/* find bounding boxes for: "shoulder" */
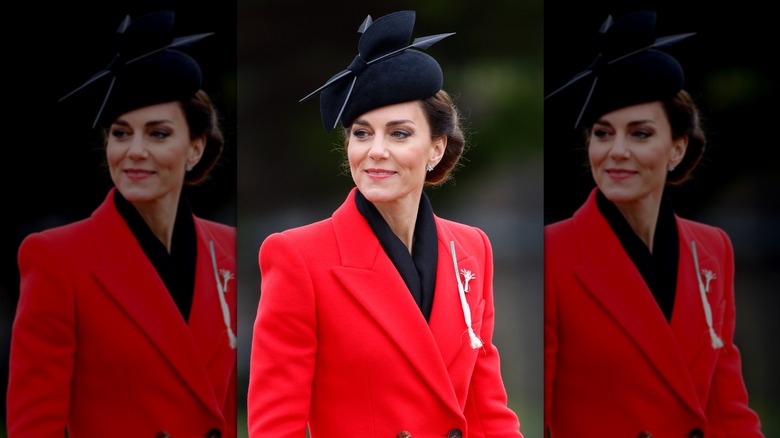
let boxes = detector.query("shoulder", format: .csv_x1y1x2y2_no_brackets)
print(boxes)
260,217,337,257
676,215,733,254
19,216,96,260
436,216,487,239
435,216,492,260
195,216,236,239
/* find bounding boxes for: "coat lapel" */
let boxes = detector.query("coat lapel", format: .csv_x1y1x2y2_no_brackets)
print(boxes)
187,222,237,405
671,221,725,379
88,191,223,418
329,191,462,414
571,192,703,417
429,223,481,371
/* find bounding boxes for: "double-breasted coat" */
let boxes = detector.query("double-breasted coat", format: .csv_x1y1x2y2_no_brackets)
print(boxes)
248,188,522,437
7,189,237,438
544,189,762,437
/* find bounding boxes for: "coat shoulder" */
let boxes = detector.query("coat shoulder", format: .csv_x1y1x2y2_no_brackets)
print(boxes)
676,216,732,251
19,216,96,260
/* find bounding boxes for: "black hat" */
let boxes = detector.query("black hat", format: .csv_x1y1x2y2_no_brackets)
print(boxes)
301,10,454,132
59,11,213,128
546,10,694,128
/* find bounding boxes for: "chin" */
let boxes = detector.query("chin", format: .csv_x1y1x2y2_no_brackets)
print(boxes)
117,187,161,204
360,186,404,203
598,186,640,204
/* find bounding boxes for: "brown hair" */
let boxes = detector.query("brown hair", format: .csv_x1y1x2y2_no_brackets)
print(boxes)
661,90,706,185
419,90,466,185
180,90,224,185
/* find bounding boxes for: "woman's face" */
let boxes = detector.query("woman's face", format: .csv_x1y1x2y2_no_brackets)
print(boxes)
588,101,687,208
106,101,204,208
347,101,445,211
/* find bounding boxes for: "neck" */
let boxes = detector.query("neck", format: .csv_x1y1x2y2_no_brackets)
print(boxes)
614,194,662,253
372,194,422,253
131,194,181,253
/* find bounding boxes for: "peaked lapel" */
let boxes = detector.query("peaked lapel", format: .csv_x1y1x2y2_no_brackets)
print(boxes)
571,191,703,418
87,191,224,419
329,190,462,414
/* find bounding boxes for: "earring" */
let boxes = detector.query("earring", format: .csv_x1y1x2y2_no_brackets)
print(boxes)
426,163,434,172
668,164,676,172
186,163,194,172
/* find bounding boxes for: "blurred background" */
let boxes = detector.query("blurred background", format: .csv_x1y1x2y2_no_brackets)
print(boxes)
3,1,236,434
237,0,543,436
545,0,779,434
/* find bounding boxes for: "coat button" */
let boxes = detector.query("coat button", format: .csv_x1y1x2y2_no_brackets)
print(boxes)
205,429,222,438
688,428,704,438
155,432,171,438
396,431,412,438
447,429,463,438
637,431,652,438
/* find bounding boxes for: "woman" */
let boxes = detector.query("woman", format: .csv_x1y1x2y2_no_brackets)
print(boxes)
7,11,237,437
248,10,522,438
544,10,763,437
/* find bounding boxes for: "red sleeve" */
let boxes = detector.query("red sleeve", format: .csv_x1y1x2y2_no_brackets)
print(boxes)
247,232,317,437
7,233,75,437
462,228,524,437
705,229,763,437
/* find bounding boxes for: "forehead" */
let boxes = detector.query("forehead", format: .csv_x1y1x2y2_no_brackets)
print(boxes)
113,101,185,124
354,101,426,125
595,101,667,126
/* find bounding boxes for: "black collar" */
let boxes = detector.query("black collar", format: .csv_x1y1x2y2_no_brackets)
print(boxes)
596,189,679,322
113,189,197,322
354,189,439,322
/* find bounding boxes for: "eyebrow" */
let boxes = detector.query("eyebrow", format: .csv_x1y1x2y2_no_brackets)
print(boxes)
593,119,657,128
352,118,416,128
111,119,175,127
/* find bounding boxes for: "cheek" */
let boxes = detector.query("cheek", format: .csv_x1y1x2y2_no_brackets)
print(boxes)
346,143,362,170
587,145,602,169
105,144,122,170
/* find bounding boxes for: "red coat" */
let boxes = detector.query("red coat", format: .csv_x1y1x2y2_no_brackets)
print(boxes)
7,189,237,438
544,189,763,437
248,188,521,437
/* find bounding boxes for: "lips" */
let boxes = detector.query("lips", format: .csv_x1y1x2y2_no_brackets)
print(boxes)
124,168,155,180
365,168,396,177
606,168,636,176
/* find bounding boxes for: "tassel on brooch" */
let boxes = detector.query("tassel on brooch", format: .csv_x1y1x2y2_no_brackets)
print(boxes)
210,241,237,349
450,241,484,350
691,241,724,349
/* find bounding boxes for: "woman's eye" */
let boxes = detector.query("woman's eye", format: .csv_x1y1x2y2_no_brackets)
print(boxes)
110,129,129,139
150,130,171,139
633,130,652,139
592,129,610,139
351,128,371,139
391,130,411,139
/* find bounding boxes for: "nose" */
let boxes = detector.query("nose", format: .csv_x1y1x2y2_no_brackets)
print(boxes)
127,137,148,160
608,134,630,159
367,137,389,160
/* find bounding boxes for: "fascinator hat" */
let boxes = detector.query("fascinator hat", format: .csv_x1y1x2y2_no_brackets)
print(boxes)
301,10,455,132
59,11,213,128
546,10,695,128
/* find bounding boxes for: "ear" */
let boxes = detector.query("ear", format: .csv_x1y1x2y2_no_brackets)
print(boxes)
430,136,446,166
188,135,206,167
670,135,688,167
